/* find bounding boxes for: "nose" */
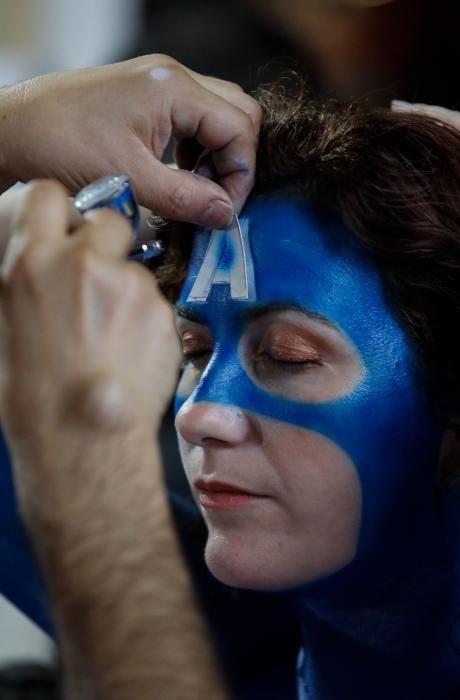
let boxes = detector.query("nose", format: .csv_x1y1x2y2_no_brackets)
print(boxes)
175,401,254,447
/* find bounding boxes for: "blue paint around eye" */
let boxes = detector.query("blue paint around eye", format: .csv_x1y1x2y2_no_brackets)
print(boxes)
176,194,444,594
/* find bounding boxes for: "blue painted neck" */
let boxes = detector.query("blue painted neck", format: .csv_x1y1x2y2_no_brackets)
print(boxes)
295,489,460,699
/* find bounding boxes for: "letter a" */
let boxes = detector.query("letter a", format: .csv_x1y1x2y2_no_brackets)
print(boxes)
187,217,256,302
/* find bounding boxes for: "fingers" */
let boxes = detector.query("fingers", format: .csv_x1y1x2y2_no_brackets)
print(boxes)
1,182,134,290
16,184,134,261
392,101,460,130
174,138,206,172
12,180,70,243
1,181,70,281
171,103,257,214
195,106,257,212
0,185,82,255
182,68,262,132
73,208,133,260
0,188,27,260
129,151,235,228
149,58,261,133
139,57,260,216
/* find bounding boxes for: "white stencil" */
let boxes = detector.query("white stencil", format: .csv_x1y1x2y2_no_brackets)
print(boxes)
187,217,256,302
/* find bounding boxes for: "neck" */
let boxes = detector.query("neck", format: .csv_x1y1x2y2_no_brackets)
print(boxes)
294,489,460,700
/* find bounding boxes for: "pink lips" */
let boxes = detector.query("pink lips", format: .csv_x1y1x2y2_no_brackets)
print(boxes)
194,479,266,510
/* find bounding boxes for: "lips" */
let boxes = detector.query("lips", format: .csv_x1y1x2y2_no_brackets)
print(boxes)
194,479,267,509
194,478,258,495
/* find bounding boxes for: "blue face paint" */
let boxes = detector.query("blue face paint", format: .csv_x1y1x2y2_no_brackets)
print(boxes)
176,194,460,697
176,194,444,596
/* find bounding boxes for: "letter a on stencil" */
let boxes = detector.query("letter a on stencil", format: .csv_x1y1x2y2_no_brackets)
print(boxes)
187,218,256,302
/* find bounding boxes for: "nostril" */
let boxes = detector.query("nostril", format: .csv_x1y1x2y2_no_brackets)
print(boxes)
176,401,253,447
201,436,230,447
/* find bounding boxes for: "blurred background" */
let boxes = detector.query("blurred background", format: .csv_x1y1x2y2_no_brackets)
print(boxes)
2,0,460,103
0,0,459,696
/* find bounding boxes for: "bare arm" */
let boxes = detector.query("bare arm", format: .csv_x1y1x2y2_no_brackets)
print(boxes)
0,182,229,699
21,425,227,700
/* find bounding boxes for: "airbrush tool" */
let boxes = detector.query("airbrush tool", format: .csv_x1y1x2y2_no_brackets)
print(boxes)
73,175,165,262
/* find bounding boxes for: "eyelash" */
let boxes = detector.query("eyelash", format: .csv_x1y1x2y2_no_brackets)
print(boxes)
181,347,321,373
252,350,321,374
181,349,212,370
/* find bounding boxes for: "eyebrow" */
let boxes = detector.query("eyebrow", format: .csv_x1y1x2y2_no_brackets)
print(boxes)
175,304,206,324
175,302,340,333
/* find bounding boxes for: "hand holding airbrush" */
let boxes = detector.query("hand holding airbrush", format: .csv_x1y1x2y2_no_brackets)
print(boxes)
73,175,165,262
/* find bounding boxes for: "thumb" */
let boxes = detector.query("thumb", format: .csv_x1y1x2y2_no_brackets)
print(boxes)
128,151,235,228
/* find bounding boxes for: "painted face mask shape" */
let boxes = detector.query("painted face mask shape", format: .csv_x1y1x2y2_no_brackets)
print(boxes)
175,194,443,598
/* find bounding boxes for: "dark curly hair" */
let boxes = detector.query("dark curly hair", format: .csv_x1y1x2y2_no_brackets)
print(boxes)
153,77,460,486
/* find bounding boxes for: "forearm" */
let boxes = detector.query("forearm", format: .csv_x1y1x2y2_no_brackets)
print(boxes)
13,422,228,700
0,177,227,697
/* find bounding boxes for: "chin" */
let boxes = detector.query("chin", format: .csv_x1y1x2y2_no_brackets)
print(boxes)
203,531,355,592
205,550,286,591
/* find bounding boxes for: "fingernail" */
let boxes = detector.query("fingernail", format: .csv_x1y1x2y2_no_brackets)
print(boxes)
231,157,250,176
198,199,234,229
195,164,214,180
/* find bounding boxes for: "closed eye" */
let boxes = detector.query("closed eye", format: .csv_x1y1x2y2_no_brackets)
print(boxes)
238,309,364,403
253,349,321,376
181,348,212,370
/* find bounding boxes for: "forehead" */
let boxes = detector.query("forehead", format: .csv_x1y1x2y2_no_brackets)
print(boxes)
179,195,397,341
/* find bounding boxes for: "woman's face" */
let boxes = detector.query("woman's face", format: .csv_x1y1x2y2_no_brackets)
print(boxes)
174,194,442,591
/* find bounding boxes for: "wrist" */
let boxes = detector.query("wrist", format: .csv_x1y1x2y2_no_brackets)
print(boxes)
8,376,163,539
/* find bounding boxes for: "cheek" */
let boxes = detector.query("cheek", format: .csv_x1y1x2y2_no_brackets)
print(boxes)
202,417,363,590
177,439,195,490
176,366,201,400
175,414,194,487
175,397,208,488
266,421,362,530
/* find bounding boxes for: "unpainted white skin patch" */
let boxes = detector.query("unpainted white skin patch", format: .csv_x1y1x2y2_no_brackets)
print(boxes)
150,67,171,81
176,405,362,591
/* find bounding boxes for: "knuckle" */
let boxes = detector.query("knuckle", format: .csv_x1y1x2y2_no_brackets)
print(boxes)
234,108,260,147
234,107,253,130
122,265,156,303
150,53,179,69
168,185,193,213
86,206,130,231
15,180,67,229
139,54,183,83
250,100,262,126
84,208,132,243
26,179,67,202
4,239,46,291
222,78,244,93
71,244,99,279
